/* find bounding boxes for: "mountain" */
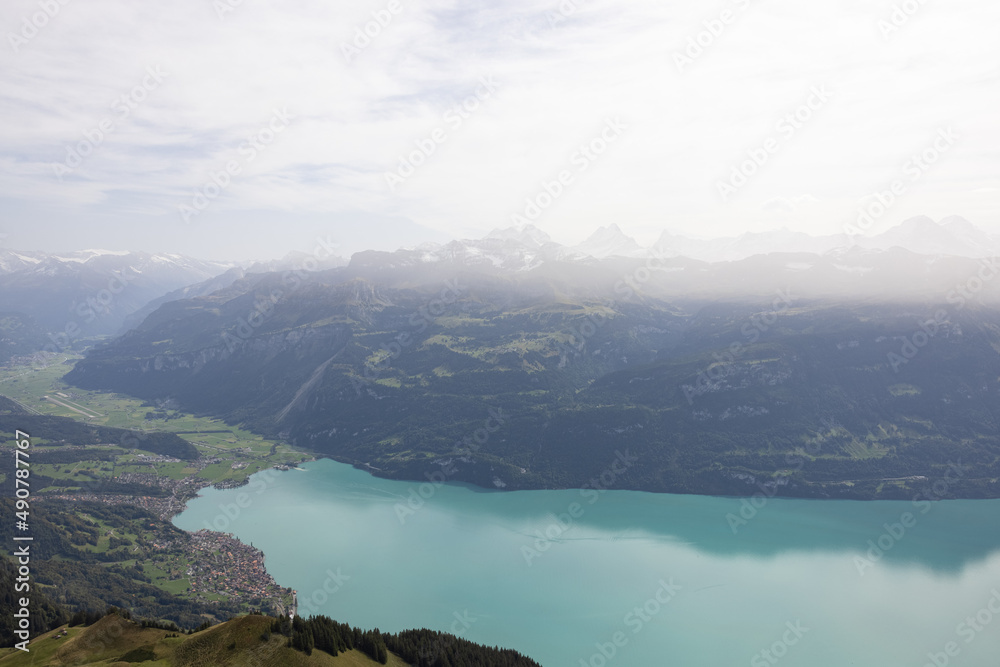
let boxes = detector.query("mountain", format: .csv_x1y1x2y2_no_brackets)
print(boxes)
940,214,999,249
118,266,251,335
119,250,348,335
645,217,1000,263
3,216,994,364
859,215,1000,257
572,224,643,258
484,223,553,247
0,313,47,363
384,216,998,268
350,224,572,274
64,248,1000,501
0,250,234,360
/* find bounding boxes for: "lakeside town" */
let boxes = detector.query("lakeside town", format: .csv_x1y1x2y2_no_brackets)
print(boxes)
42,469,299,618
0,357,307,622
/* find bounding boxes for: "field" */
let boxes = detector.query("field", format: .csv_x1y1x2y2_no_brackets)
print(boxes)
0,354,312,619
0,354,311,488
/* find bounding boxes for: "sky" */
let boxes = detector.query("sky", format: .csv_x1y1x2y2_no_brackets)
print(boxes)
0,0,997,261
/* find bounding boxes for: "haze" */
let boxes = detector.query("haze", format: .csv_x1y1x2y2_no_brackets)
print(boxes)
0,0,997,260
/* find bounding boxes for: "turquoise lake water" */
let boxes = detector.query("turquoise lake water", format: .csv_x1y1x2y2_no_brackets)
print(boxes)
173,458,1000,666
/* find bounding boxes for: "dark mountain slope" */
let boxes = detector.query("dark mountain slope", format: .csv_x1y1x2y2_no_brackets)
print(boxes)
64,253,1000,499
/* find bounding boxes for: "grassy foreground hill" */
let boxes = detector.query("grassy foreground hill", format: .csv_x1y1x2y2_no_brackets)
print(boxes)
0,614,399,667
0,611,541,667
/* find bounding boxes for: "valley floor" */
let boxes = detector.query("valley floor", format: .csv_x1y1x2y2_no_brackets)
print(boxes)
0,354,310,620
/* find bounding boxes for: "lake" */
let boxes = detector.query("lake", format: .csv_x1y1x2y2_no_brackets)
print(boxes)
173,458,1000,666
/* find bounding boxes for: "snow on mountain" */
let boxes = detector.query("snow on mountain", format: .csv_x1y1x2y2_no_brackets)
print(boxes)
0,248,235,279
0,249,241,337
356,224,569,272
50,249,133,263
366,216,996,273
0,250,46,273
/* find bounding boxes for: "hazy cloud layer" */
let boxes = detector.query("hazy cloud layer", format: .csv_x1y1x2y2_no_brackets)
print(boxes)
0,0,997,258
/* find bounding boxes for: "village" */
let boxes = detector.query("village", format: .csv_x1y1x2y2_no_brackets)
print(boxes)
36,440,301,619
186,530,294,615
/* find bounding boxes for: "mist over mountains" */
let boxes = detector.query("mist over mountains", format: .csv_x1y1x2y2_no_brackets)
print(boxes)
463,215,999,265
45,213,1000,501
3,215,999,364
0,250,233,337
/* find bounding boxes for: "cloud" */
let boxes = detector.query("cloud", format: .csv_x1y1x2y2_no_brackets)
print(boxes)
0,0,998,258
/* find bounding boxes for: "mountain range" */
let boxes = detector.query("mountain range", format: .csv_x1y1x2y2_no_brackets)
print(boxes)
500,215,999,264
0,250,235,351
6,215,1000,501
61,222,1000,501
337,215,999,275
2,214,993,357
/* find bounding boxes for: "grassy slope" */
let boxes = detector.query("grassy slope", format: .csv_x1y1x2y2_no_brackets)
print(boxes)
0,355,310,489
0,615,410,667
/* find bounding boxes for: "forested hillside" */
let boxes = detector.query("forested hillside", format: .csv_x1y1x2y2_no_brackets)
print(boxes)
64,251,1000,500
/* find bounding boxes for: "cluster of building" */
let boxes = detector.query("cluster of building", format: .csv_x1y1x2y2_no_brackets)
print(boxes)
46,492,182,518
37,435,298,615
132,453,182,463
186,530,293,611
